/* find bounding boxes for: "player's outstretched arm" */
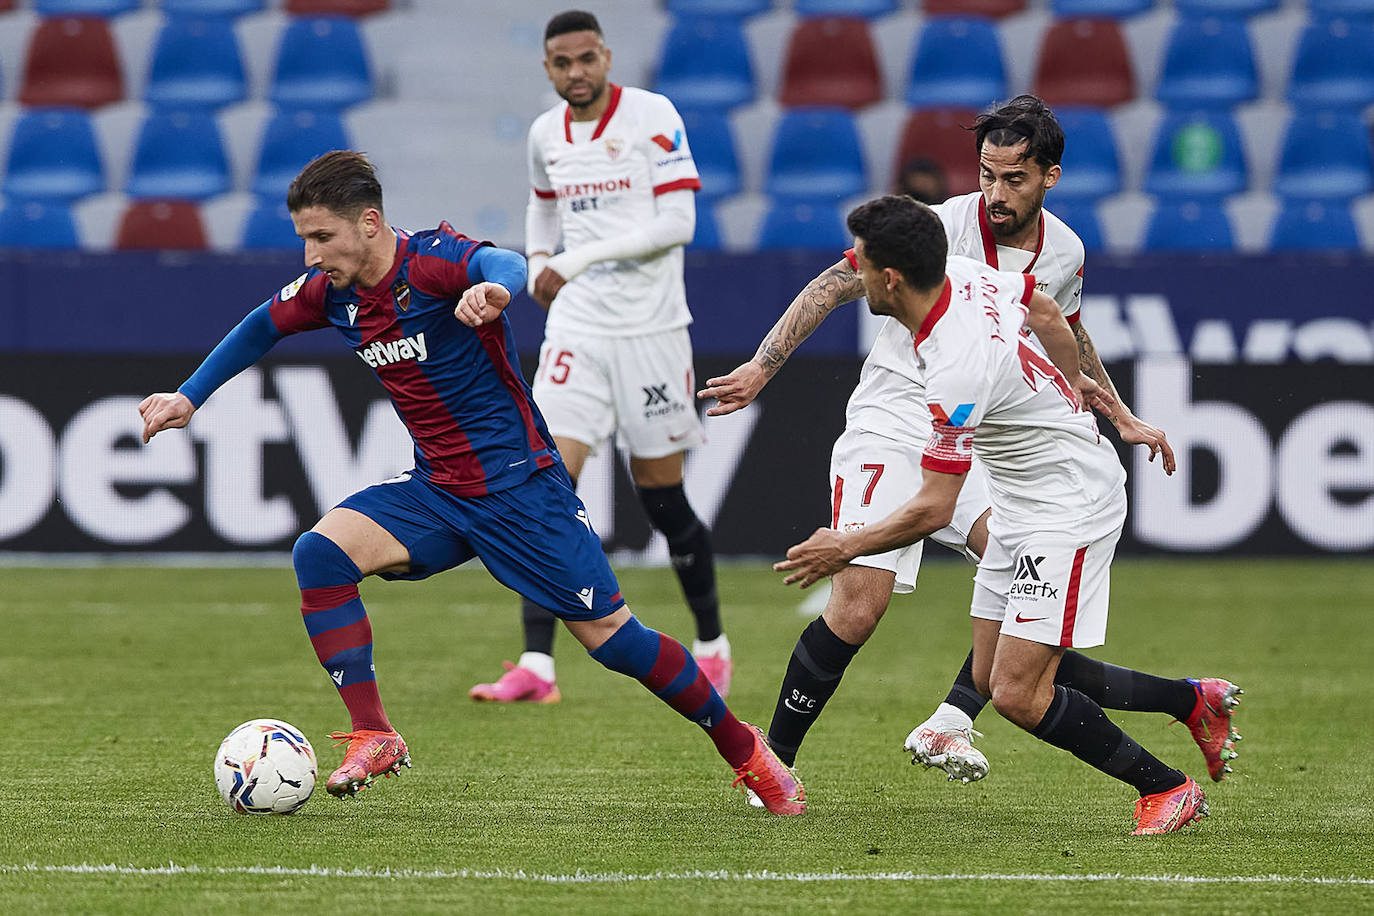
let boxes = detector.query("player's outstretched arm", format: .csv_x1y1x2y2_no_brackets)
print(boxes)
139,392,195,443
698,258,864,416
455,246,526,326
1071,322,1176,475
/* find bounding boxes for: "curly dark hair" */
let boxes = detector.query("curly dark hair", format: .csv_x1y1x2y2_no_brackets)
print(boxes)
545,10,602,43
971,94,1065,171
846,195,947,291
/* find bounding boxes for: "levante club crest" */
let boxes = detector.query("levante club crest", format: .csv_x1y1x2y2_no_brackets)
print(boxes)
392,278,411,312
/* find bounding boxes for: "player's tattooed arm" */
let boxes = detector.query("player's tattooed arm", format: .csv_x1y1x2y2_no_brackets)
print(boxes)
1073,322,1123,409
698,258,863,416
1073,321,1177,475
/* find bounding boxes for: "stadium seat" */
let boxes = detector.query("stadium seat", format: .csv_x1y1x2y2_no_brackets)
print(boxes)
0,198,80,249
1156,17,1258,109
905,17,1007,109
1309,0,1374,18
1273,112,1373,199
679,109,740,200
125,111,232,201
1049,0,1151,16
924,0,1026,16
1032,19,1135,108
1045,198,1104,253
162,0,264,13
252,108,350,198
284,0,391,14
779,17,883,110
1144,110,1248,200
144,17,248,111
688,194,722,250
654,16,755,110
765,108,867,200
893,108,981,197
1287,18,1374,110
1052,107,1121,200
34,0,139,13
665,0,772,14
1143,200,1234,252
241,199,301,250
18,17,124,109
269,17,374,110
1269,198,1361,252
794,0,897,16
2,108,104,201
115,200,208,250
1174,0,1278,16
756,198,850,251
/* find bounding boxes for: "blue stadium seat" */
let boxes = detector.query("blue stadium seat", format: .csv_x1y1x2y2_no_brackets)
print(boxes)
3,108,104,200
0,198,79,249
655,16,755,110
1143,201,1234,252
252,108,350,198
162,0,265,13
1287,18,1374,109
269,17,373,110
1269,198,1361,252
765,108,867,200
1273,112,1373,199
1052,107,1120,200
1156,17,1258,108
241,199,301,250
680,109,740,200
905,17,1007,109
794,0,898,16
34,0,139,13
1046,198,1104,253
125,110,231,200
1174,0,1278,16
145,17,247,110
688,194,722,250
757,198,850,251
1310,0,1374,17
1144,110,1247,200
1050,0,1152,15
666,0,772,14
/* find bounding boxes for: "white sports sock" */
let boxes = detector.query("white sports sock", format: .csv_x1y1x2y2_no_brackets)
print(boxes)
692,634,731,659
930,702,974,731
517,651,555,683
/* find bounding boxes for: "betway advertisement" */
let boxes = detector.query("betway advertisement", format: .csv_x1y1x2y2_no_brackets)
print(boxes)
0,355,1367,556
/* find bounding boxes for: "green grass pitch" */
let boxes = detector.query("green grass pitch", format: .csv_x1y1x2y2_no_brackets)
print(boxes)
3,559,1372,913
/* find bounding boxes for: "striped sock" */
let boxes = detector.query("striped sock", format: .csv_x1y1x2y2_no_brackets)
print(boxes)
590,615,754,767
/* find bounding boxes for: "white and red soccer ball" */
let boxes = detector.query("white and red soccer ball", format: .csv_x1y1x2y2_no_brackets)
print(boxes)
213,718,317,815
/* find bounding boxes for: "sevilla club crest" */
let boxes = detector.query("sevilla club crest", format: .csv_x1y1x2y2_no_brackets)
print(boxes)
605,138,624,161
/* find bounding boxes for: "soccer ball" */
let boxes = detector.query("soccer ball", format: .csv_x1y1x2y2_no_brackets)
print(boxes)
213,718,317,815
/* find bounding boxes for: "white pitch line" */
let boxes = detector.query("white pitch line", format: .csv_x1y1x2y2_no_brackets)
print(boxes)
2,864,1372,886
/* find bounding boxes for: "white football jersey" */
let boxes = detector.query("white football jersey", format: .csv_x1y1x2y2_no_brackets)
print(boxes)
918,256,1125,534
843,192,1086,446
528,84,701,336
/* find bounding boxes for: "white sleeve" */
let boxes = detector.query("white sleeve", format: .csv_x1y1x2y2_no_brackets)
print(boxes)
544,188,695,281
525,125,560,292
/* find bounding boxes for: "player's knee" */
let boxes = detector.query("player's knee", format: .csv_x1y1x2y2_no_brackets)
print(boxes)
821,596,886,644
292,530,362,589
988,677,1037,728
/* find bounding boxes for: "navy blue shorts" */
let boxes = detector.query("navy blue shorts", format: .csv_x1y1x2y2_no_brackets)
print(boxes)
337,465,625,620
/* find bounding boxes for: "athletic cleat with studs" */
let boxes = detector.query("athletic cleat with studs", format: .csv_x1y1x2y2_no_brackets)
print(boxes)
903,721,989,783
732,723,806,815
325,729,410,798
1132,775,1209,835
1183,678,1243,781
469,661,561,704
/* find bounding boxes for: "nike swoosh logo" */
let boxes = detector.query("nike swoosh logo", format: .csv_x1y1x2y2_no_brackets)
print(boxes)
1014,612,1047,623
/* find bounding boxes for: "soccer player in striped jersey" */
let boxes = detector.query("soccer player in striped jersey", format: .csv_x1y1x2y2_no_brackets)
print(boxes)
138,151,803,814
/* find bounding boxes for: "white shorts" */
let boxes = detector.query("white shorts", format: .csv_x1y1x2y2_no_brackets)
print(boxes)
532,326,704,459
969,497,1126,648
829,427,990,594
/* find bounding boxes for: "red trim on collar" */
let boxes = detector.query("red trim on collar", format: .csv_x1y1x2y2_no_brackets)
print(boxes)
563,83,623,143
914,277,953,349
977,197,1044,273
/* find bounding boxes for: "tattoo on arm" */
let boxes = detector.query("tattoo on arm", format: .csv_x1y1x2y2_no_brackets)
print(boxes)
1074,323,1128,419
755,261,865,376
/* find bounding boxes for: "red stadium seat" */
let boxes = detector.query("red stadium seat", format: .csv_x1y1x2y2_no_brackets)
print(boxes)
893,108,981,198
19,16,124,109
779,17,883,109
115,201,208,251
923,0,1027,16
284,0,390,14
1032,18,1135,108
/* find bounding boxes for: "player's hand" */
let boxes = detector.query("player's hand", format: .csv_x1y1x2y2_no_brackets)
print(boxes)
454,282,511,326
698,361,768,416
774,527,855,589
532,266,567,308
1114,413,1177,475
1073,374,1117,417
138,392,195,444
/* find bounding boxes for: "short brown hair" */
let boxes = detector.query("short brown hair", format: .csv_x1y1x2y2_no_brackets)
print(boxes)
286,150,383,219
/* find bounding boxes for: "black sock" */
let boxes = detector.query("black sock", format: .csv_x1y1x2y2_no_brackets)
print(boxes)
1056,651,1198,720
943,650,989,720
637,483,722,642
766,617,862,766
1032,685,1186,797
521,596,557,656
